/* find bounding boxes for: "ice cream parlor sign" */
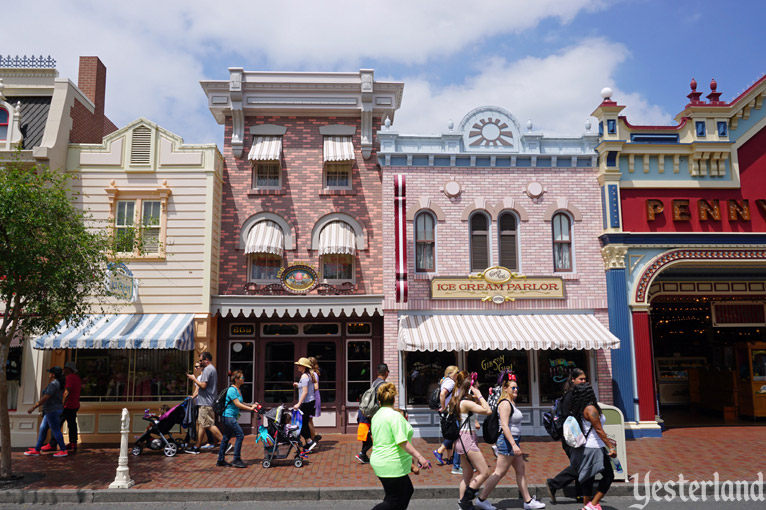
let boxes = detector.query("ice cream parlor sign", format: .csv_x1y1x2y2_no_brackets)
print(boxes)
430,266,564,303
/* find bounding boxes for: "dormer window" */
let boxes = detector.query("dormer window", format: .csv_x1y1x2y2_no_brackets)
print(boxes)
696,121,706,137
249,136,283,189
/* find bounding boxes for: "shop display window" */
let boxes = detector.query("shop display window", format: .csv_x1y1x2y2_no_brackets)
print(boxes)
229,341,254,403
404,351,458,406
538,349,588,403
303,324,340,336
347,340,371,404
70,349,193,402
308,341,336,403
466,350,530,404
263,342,295,404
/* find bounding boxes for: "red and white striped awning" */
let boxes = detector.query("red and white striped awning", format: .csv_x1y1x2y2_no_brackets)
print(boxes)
318,221,356,256
323,136,354,162
245,220,284,256
248,136,282,161
398,314,620,352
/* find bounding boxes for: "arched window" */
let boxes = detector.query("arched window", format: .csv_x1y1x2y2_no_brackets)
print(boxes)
245,220,285,281
498,212,518,270
0,108,8,141
470,213,490,272
415,212,436,272
552,212,573,271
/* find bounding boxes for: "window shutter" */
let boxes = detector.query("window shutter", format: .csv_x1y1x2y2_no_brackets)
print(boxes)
131,126,152,165
499,232,517,270
471,233,488,271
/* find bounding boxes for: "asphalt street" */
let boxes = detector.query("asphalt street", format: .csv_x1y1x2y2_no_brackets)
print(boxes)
1,497,765,510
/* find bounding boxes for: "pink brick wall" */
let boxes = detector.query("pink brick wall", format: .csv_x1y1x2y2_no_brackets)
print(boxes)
218,116,382,295
382,165,614,404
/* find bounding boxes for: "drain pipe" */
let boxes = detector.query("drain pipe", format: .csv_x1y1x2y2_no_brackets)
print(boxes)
108,408,135,489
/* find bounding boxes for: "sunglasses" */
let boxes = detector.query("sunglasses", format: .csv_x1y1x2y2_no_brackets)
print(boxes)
510,386,519,391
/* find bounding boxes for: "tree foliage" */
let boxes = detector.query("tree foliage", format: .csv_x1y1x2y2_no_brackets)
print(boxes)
0,155,113,477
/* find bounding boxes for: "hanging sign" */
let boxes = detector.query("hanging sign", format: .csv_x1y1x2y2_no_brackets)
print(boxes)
105,262,139,303
430,266,564,301
278,264,318,294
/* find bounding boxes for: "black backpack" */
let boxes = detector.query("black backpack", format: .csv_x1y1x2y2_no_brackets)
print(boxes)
212,386,231,416
429,380,451,410
542,397,565,440
481,398,509,444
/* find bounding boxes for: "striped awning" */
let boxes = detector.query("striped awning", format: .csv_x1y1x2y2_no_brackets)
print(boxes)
245,220,284,256
318,221,356,256
398,313,620,352
323,136,354,162
34,314,195,350
248,136,282,161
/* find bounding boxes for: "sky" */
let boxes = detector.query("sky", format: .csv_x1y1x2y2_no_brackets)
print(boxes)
5,0,766,147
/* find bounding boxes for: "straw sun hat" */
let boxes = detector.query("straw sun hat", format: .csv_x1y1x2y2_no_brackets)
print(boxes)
294,357,312,369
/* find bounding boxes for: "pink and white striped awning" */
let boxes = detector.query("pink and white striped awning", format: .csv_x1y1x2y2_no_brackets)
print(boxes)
248,136,282,161
245,220,284,256
323,136,355,162
398,314,620,352
318,221,356,256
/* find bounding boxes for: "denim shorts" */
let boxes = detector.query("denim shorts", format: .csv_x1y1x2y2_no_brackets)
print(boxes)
496,433,521,456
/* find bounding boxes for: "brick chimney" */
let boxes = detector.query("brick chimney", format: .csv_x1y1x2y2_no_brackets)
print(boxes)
71,56,116,143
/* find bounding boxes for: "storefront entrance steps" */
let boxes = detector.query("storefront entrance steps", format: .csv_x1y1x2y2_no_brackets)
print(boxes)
625,420,663,438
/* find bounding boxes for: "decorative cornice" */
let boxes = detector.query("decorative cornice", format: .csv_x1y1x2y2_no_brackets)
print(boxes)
601,245,628,270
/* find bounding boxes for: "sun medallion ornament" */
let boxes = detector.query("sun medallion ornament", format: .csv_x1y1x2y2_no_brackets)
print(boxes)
459,106,522,152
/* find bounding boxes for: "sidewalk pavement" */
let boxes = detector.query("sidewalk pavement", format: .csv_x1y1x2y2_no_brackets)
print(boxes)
1,426,763,502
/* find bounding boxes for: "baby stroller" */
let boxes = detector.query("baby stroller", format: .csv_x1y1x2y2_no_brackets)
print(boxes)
257,405,307,468
131,398,190,457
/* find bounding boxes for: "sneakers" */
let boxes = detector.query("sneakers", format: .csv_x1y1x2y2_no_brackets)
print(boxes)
313,434,322,442
231,459,247,468
225,444,234,455
355,452,370,464
305,440,318,452
545,478,557,504
23,448,40,456
474,498,497,510
582,503,598,510
457,499,476,510
40,444,56,452
433,449,445,465
185,446,201,455
523,496,546,509
66,443,77,451
216,459,232,467
200,443,216,450
52,451,69,458
451,466,463,475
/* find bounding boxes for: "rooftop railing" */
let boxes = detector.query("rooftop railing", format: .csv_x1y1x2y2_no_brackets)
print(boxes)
0,54,56,68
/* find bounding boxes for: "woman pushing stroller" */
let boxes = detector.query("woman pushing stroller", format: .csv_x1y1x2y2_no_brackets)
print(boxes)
217,370,260,468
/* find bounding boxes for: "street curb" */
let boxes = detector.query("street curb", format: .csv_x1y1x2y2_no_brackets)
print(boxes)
0,483,636,504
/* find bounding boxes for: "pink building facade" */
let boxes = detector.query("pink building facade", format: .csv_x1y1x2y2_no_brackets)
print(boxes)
380,107,619,436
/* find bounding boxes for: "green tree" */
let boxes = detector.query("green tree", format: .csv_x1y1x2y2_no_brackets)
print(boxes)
0,157,113,478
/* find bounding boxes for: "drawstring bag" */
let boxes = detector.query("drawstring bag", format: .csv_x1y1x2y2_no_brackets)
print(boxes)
563,415,592,448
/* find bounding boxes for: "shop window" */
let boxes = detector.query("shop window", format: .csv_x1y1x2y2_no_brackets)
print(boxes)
466,350,530,404
262,324,300,336
404,351,458,406
415,212,436,272
470,212,490,272
347,322,372,336
498,212,518,270
552,212,573,272
229,341,254,404
322,253,354,281
263,342,295,404
250,253,282,281
308,341,336,403
253,161,281,189
69,349,193,401
303,323,340,336
0,107,8,140
347,340,371,404
538,350,588,404
324,162,352,189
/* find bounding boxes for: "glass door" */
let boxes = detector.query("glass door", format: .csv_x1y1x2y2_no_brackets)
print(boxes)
229,340,255,424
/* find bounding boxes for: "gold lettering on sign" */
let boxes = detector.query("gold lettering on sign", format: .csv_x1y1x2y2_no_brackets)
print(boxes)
698,199,721,221
728,199,750,220
646,199,664,221
480,355,514,373
672,199,691,221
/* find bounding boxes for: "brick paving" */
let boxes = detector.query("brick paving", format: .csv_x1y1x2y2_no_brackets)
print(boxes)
6,426,765,490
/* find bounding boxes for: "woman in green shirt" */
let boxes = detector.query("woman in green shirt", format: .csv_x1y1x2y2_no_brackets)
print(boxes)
370,382,431,510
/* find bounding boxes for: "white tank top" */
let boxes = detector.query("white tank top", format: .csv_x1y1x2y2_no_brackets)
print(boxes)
581,413,606,449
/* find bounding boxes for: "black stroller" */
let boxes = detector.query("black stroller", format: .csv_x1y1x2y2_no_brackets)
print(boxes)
131,398,190,457
258,405,307,468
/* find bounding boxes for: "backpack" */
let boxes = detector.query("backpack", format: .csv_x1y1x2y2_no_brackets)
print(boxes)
440,411,468,441
481,398,509,444
359,384,380,418
428,379,451,410
542,397,565,441
212,386,231,416
563,415,592,448
486,384,502,411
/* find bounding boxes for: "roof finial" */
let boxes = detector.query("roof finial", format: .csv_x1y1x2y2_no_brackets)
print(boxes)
707,78,722,104
687,77,704,104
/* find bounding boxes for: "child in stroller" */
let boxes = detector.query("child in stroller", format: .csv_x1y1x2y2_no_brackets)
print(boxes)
132,398,190,457
257,405,307,468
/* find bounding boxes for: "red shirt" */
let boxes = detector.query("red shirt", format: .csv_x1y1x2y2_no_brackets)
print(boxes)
64,373,82,409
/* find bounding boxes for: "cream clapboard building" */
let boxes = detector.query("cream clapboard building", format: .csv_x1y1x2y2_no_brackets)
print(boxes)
18,118,222,446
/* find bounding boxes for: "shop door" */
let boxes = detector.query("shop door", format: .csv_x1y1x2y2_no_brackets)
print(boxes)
228,340,255,425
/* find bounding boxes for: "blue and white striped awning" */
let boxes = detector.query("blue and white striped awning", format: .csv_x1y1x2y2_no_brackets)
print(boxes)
34,314,195,350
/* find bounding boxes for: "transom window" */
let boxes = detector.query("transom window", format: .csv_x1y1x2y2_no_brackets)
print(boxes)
253,162,281,189
498,212,518,270
470,212,490,272
322,253,354,281
415,212,435,272
552,212,573,272
324,162,352,189
0,108,8,140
